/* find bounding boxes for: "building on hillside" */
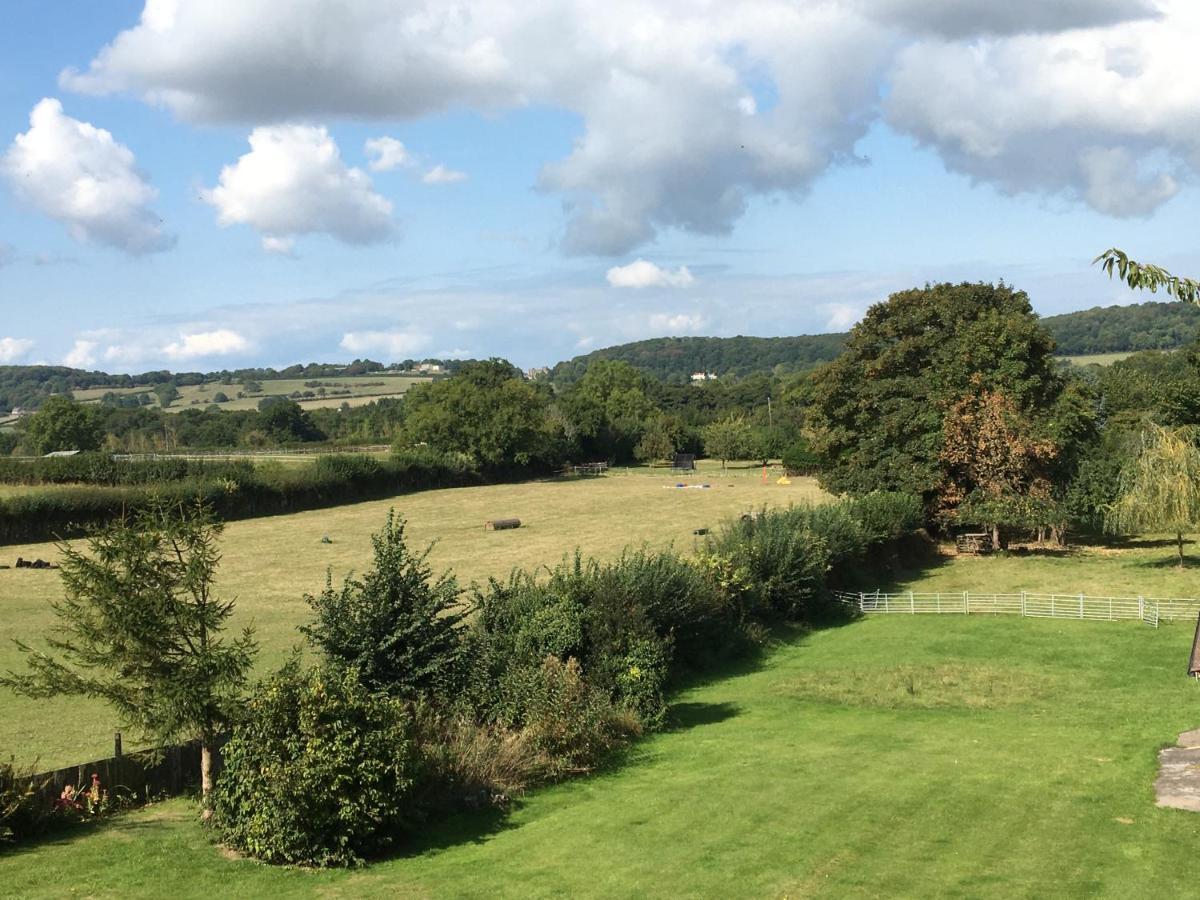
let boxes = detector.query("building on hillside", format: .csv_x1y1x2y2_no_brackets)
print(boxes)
416,363,444,374
690,371,717,382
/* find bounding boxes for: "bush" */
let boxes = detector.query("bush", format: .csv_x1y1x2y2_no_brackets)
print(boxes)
303,511,466,699
705,509,831,619
848,491,925,545
212,662,422,867
782,439,822,475
1,759,50,843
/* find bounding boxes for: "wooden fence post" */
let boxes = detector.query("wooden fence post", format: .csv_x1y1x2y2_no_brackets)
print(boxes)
964,591,969,615
910,591,915,614
1079,593,1084,619
1021,591,1026,617
114,732,122,758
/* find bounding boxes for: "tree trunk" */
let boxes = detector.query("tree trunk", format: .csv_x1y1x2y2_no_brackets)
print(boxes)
1179,531,1186,569
200,738,214,820
990,523,1001,552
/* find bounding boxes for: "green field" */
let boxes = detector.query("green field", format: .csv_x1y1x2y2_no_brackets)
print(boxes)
1058,352,1136,366
0,461,822,765
5,567,1200,897
72,373,432,413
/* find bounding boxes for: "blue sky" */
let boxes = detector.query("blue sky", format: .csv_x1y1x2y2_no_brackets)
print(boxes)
1,0,1197,371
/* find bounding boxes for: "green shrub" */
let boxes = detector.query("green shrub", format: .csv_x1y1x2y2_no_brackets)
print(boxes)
302,511,466,699
705,509,831,619
848,491,924,545
782,439,822,475
1,759,50,843
212,662,422,867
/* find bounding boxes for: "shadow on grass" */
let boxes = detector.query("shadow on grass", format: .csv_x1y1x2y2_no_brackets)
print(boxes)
0,809,170,857
1135,556,1194,570
667,701,741,731
1082,535,1190,551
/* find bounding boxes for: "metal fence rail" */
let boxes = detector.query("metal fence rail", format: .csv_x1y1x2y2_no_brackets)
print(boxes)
834,590,1200,628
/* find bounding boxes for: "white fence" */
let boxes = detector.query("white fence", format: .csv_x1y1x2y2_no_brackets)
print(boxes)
834,590,1200,629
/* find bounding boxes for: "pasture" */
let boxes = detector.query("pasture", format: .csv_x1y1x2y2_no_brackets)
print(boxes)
1059,351,1135,367
5,575,1200,897
71,373,431,413
0,462,823,765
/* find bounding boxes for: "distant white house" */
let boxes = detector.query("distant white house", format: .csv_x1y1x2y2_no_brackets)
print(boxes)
43,449,82,458
416,363,444,374
690,371,717,382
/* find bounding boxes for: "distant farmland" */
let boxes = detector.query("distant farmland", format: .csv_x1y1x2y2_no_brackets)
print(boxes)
72,373,433,412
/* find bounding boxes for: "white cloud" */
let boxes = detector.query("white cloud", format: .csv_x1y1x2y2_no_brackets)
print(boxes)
885,2,1200,218
64,339,99,368
647,313,707,334
1,98,172,254
62,0,1200,247
339,329,431,358
422,164,468,185
202,124,393,249
436,347,474,359
162,329,250,360
261,235,296,256
0,337,34,363
364,136,413,172
824,303,861,331
607,259,695,289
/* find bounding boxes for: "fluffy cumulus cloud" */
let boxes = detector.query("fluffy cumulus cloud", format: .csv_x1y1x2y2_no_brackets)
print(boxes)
0,337,34,363
1,98,171,254
364,136,412,172
162,328,250,360
339,329,431,358
61,0,1199,250
606,259,695,289
63,339,99,368
202,124,393,250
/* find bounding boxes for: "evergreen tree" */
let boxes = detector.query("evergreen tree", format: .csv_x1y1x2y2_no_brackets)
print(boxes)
1,501,256,810
302,511,466,700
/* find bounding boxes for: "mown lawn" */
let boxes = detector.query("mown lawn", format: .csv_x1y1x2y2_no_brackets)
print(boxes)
0,461,823,765
5,611,1200,898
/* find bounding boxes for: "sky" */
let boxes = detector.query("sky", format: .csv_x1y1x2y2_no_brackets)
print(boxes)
1,0,1199,372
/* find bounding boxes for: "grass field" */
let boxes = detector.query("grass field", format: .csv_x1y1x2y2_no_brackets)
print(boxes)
0,461,823,766
72,373,432,414
1058,351,1136,366
5,583,1200,897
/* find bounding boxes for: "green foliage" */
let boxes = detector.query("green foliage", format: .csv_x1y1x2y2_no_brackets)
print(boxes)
809,282,1065,506
559,360,657,463
848,491,924,546
19,395,104,454
1094,248,1200,305
550,334,848,386
1106,425,1200,565
303,511,466,700
0,501,256,800
702,414,754,469
211,662,422,867
1042,302,1200,355
1096,350,1200,426
634,415,681,463
153,383,180,408
0,759,50,843
782,438,821,475
258,399,325,443
401,360,562,469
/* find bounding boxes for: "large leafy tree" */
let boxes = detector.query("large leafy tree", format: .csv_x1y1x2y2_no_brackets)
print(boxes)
808,282,1066,506
19,394,104,454
559,360,657,462
400,359,561,468
702,414,755,470
1106,425,1200,568
1,501,256,810
302,511,465,699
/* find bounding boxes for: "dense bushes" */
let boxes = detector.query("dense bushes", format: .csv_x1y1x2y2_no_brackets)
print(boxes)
0,450,485,544
212,663,422,867
211,491,922,867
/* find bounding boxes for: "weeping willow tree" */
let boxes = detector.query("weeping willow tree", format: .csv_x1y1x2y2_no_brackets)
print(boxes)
1105,425,1200,567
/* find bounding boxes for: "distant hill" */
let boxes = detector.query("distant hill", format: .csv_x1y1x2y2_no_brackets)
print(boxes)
549,334,849,385
1040,301,1200,355
549,301,1200,385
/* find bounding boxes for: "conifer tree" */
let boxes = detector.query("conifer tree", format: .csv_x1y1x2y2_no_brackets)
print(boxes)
302,510,465,700
1,501,256,810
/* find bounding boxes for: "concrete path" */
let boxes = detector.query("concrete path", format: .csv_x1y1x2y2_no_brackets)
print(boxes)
1155,728,1200,812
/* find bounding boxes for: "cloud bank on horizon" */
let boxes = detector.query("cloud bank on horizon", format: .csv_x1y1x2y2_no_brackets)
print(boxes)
40,0,1192,259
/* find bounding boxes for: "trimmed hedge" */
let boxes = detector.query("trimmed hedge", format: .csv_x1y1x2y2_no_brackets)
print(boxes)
0,449,486,545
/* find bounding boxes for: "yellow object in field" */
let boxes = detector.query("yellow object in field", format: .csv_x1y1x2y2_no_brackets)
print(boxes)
776,476,791,485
